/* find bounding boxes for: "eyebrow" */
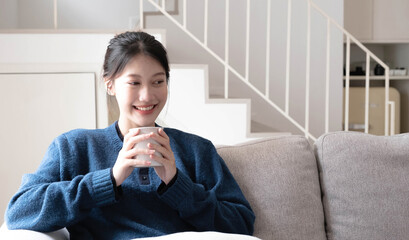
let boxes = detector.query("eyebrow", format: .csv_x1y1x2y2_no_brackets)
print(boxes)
126,72,166,78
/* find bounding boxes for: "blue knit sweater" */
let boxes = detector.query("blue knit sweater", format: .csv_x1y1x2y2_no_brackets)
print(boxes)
6,123,255,239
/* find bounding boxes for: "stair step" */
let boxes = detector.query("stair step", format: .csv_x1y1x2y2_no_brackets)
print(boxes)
251,120,275,133
158,64,290,145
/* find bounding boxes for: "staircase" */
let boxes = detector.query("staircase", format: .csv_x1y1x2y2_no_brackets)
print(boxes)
139,0,393,142
157,65,289,145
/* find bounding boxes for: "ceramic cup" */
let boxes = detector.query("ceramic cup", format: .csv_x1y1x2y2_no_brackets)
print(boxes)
133,127,163,167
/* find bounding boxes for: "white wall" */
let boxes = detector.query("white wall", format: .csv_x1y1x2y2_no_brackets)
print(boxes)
0,0,18,28
57,0,139,29
18,0,54,28
3,0,170,30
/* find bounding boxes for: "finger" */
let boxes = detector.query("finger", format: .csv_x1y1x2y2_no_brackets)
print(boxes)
123,129,140,150
149,153,166,166
158,128,169,140
128,159,152,167
123,133,152,151
149,132,172,152
124,128,140,143
148,142,171,160
123,147,156,159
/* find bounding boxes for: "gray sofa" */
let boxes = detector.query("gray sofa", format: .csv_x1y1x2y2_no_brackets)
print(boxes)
221,131,409,240
1,131,409,240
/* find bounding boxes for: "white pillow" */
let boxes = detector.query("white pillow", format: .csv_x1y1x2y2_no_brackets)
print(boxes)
134,231,261,240
1,224,259,240
0,223,69,240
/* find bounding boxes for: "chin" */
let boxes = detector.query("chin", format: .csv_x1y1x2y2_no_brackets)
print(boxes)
134,119,156,127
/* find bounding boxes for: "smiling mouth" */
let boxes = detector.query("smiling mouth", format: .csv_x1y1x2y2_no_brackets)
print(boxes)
134,105,156,111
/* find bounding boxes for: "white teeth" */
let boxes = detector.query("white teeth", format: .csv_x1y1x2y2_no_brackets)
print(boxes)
136,105,154,111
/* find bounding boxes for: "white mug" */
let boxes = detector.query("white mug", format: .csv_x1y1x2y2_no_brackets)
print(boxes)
133,127,163,167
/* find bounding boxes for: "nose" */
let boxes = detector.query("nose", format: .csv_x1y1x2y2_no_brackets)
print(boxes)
138,85,153,102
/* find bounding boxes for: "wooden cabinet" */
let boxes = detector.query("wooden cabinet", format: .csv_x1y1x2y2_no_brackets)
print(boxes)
344,0,373,41
343,87,400,135
373,0,409,41
345,0,409,42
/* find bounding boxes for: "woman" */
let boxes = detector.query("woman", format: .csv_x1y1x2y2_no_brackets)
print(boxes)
5,31,255,239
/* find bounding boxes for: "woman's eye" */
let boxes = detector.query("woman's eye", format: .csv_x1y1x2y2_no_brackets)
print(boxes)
154,80,165,85
129,82,140,86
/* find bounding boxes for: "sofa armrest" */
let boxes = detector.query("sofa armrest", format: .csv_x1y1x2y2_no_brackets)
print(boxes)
0,222,69,240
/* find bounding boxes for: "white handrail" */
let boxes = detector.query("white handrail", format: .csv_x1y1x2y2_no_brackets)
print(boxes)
265,0,271,99
144,0,317,140
224,0,229,99
140,0,144,29
389,101,395,135
204,0,208,46
53,0,58,29
142,0,392,139
309,0,390,135
285,0,292,115
385,70,390,135
305,0,311,137
183,0,187,28
245,0,250,82
344,36,351,131
365,53,370,134
325,18,331,133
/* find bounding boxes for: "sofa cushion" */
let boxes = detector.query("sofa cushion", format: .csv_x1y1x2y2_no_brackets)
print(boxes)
217,136,326,240
315,131,409,240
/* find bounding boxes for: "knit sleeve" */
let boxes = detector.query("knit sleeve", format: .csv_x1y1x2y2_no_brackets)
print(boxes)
158,140,255,235
5,134,117,232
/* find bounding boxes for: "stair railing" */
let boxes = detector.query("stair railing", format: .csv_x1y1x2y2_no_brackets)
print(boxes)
140,0,392,140
308,1,391,136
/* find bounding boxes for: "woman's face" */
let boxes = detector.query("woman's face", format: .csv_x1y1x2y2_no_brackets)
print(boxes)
110,54,168,132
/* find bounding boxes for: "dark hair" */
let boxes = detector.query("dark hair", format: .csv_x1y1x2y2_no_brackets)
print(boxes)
103,31,170,82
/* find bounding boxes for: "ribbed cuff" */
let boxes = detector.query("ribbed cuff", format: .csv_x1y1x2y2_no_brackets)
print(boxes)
157,169,178,195
92,168,116,207
110,168,123,200
158,170,193,210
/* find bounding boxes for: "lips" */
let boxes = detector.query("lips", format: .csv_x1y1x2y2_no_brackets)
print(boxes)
136,105,154,111
133,105,157,115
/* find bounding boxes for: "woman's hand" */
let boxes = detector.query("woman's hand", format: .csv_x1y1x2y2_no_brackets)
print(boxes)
148,128,177,185
112,129,155,186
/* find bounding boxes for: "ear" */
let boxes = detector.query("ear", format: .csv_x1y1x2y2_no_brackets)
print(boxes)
105,79,115,96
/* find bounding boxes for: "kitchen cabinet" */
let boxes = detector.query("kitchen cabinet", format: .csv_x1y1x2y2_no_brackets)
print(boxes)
345,0,409,42
344,0,373,41
343,87,400,135
373,0,409,42
345,0,409,134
